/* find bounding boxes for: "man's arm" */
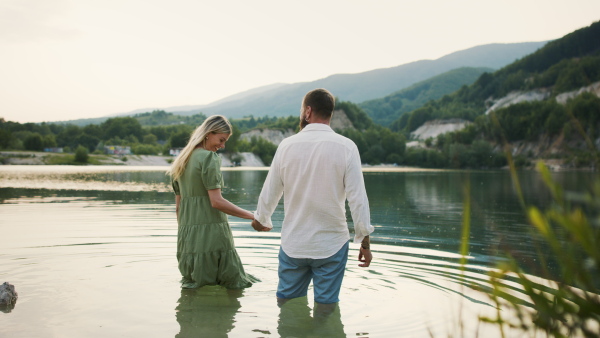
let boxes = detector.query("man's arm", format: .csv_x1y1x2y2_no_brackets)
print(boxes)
345,146,374,244
358,235,372,267
254,150,284,228
345,145,374,267
251,219,271,232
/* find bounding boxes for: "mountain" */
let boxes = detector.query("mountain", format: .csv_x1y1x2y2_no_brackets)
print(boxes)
58,83,288,126
116,82,289,117
57,41,547,125
390,20,600,133
171,41,547,119
359,67,493,126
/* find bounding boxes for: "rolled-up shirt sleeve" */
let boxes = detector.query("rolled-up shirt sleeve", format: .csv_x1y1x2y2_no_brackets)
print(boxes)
345,145,374,243
254,149,284,229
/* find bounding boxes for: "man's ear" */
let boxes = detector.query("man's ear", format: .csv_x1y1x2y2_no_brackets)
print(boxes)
305,106,312,120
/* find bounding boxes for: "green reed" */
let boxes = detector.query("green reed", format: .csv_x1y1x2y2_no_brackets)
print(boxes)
460,161,600,337
458,110,600,336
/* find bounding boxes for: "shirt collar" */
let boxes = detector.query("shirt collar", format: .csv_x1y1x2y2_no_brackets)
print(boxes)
300,123,333,133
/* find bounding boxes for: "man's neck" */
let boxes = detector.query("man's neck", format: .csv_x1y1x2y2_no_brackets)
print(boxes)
309,119,330,126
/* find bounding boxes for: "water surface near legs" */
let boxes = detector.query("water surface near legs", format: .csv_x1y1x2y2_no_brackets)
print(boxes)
1,196,504,337
5,167,591,336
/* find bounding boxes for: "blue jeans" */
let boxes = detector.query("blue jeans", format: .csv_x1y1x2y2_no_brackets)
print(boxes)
276,241,349,304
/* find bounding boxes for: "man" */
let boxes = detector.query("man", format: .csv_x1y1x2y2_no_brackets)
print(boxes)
253,88,374,305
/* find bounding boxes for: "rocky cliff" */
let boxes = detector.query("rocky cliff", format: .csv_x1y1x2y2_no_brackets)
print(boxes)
330,109,356,131
556,81,600,105
221,152,265,167
484,89,551,115
477,81,600,163
239,129,295,146
484,81,600,115
239,110,355,146
410,119,471,141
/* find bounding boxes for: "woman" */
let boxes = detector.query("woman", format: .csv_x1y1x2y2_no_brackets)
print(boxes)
168,115,270,289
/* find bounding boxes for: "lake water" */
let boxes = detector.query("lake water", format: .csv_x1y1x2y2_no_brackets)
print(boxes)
0,165,595,337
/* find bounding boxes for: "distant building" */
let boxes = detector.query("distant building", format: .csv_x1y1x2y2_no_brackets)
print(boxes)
169,148,183,156
44,147,63,153
104,145,132,155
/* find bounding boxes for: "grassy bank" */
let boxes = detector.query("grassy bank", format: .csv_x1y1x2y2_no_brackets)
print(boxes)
0,151,124,165
44,153,116,165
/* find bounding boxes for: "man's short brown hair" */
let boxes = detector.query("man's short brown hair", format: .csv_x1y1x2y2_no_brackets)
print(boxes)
302,88,335,120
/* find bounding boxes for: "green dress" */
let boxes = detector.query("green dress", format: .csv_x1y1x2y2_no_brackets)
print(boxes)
172,149,256,289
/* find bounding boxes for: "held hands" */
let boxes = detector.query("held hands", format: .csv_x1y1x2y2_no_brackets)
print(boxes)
251,219,271,232
358,246,372,267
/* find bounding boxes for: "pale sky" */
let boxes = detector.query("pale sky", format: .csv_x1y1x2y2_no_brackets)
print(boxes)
1,0,599,123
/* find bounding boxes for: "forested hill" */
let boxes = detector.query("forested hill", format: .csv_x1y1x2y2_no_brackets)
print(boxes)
359,67,492,126
391,20,600,134
387,20,600,168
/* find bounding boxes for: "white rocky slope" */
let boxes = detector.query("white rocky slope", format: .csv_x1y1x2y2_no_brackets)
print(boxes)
410,119,471,141
330,109,355,131
484,89,551,115
239,109,355,146
407,81,600,147
220,152,265,167
556,81,600,104
484,81,600,115
239,129,295,146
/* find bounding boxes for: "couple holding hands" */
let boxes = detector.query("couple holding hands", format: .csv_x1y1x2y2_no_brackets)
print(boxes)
169,88,374,306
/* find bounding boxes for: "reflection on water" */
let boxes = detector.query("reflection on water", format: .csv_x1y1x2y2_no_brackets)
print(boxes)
0,165,174,192
174,289,347,338
277,297,344,337
176,287,242,338
0,166,596,337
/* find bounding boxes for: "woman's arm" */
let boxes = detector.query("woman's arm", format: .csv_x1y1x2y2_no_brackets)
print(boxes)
207,188,254,220
175,195,181,222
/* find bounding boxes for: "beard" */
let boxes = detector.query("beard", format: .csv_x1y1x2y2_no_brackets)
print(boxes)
299,118,309,130
299,108,309,130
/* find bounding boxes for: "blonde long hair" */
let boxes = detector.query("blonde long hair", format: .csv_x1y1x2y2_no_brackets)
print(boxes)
167,115,232,180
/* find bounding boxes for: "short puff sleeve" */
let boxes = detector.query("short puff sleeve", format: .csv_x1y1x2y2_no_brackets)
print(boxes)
172,179,180,195
200,152,223,190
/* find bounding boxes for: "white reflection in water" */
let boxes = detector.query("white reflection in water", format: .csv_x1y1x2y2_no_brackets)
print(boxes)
0,165,173,192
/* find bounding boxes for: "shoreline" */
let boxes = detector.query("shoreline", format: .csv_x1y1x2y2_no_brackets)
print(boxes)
0,163,445,173
0,150,590,172
0,151,172,166
0,151,264,167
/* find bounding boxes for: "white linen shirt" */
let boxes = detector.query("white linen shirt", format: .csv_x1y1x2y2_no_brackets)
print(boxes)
254,123,374,259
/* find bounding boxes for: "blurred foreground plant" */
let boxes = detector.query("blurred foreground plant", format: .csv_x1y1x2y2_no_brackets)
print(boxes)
468,161,600,337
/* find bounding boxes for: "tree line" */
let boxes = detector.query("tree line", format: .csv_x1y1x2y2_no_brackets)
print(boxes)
0,102,530,169
0,104,408,167
0,113,200,156
0,110,306,166
3,90,598,169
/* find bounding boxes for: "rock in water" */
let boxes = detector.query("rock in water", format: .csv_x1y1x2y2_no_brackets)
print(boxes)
0,282,18,307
